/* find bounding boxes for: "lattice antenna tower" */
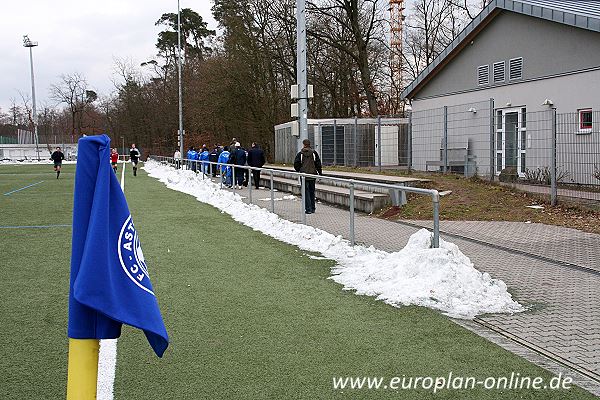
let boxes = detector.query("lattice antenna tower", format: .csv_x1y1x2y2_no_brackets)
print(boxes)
389,0,405,112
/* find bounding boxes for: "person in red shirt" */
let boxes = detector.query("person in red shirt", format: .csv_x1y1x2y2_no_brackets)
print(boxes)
110,148,119,173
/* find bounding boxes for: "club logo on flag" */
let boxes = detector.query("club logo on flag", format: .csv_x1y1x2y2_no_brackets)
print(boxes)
118,215,154,295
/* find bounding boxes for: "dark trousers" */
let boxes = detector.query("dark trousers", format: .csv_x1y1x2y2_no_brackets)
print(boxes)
234,167,245,186
252,170,261,189
304,179,316,213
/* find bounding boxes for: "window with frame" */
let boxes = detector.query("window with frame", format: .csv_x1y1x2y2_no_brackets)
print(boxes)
579,108,592,132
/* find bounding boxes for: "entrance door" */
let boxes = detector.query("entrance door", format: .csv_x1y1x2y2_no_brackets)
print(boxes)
496,108,526,176
505,112,519,170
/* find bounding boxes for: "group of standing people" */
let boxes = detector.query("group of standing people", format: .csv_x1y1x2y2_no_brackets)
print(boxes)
176,140,266,189
173,137,322,215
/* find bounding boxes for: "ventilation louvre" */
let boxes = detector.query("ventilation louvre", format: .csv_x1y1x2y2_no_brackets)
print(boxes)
477,65,489,85
509,57,523,80
493,61,505,83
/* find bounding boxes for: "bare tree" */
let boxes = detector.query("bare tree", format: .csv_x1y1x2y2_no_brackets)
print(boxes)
50,73,96,141
308,0,388,116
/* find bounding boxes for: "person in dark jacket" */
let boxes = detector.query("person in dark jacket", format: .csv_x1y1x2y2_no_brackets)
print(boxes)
50,146,65,179
129,144,141,176
246,142,266,189
228,142,247,189
294,139,322,214
209,146,220,177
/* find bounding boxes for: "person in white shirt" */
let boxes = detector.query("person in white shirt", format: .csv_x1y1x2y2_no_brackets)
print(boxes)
174,149,182,169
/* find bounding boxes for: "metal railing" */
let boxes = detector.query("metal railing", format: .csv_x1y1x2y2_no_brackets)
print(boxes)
150,155,441,248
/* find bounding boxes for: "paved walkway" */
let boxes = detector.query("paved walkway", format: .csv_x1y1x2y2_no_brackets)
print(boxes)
219,181,600,395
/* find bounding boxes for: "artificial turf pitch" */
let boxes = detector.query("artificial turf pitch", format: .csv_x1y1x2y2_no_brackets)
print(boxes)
0,163,595,399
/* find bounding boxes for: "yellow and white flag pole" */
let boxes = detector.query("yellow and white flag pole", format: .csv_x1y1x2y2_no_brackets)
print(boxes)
66,338,99,400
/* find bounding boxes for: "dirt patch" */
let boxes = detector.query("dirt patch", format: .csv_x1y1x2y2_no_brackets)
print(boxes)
326,166,600,235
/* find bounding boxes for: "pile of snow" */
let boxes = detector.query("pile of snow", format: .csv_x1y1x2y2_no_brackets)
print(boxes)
0,159,77,165
258,194,297,202
144,160,523,319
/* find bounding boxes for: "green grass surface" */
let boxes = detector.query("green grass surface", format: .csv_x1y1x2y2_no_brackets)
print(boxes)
0,163,596,399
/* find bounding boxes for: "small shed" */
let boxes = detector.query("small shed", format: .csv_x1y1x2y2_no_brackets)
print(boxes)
274,117,409,167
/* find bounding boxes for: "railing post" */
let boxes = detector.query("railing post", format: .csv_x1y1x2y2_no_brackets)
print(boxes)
551,107,558,206
489,98,495,181
270,170,275,213
443,105,448,173
301,175,306,224
432,191,440,248
377,115,382,171
248,167,253,203
220,163,223,189
349,180,355,246
232,167,236,190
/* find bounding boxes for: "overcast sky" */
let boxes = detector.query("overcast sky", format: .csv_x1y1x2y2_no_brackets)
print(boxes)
1,0,217,113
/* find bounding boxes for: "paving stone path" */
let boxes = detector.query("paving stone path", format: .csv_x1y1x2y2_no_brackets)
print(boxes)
220,182,600,395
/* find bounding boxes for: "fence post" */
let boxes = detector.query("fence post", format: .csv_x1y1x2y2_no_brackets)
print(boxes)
377,115,382,172
408,112,412,171
443,106,448,173
248,167,253,203
354,116,358,167
432,191,440,248
301,175,306,224
220,164,223,189
232,167,236,190
333,119,337,166
551,107,558,206
349,180,355,246
270,170,275,213
489,98,495,181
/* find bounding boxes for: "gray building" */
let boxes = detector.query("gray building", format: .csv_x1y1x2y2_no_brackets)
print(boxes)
402,0,600,184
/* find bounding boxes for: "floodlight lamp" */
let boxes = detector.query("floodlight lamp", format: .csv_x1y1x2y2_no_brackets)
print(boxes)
23,35,38,48
468,107,477,113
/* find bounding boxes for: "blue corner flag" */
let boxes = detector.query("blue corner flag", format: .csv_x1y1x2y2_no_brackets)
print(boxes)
68,135,168,357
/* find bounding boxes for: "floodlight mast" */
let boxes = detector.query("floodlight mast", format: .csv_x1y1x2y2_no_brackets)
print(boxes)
23,35,40,160
177,0,184,160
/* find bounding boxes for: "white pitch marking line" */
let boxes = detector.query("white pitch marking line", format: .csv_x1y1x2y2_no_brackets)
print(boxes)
97,160,126,399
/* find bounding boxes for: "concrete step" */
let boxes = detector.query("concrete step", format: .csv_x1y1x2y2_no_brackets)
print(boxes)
258,176,391,213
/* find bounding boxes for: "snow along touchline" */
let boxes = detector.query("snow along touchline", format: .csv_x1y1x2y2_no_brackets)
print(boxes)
143,160,523,320
96,161,125,400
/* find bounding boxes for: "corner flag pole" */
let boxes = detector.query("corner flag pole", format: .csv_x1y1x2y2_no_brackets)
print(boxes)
66,338,99,399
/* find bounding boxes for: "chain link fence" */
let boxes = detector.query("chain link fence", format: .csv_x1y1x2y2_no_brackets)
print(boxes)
410,100,600,205
274,117,409,169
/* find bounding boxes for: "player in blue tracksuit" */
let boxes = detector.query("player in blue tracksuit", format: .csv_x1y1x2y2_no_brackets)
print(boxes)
199,147,210,175
186,147,198,172
217,146,232,187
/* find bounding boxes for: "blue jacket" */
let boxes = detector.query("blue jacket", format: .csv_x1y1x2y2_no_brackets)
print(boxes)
218,151,231,174
187,150,198,160
199,150,209,162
